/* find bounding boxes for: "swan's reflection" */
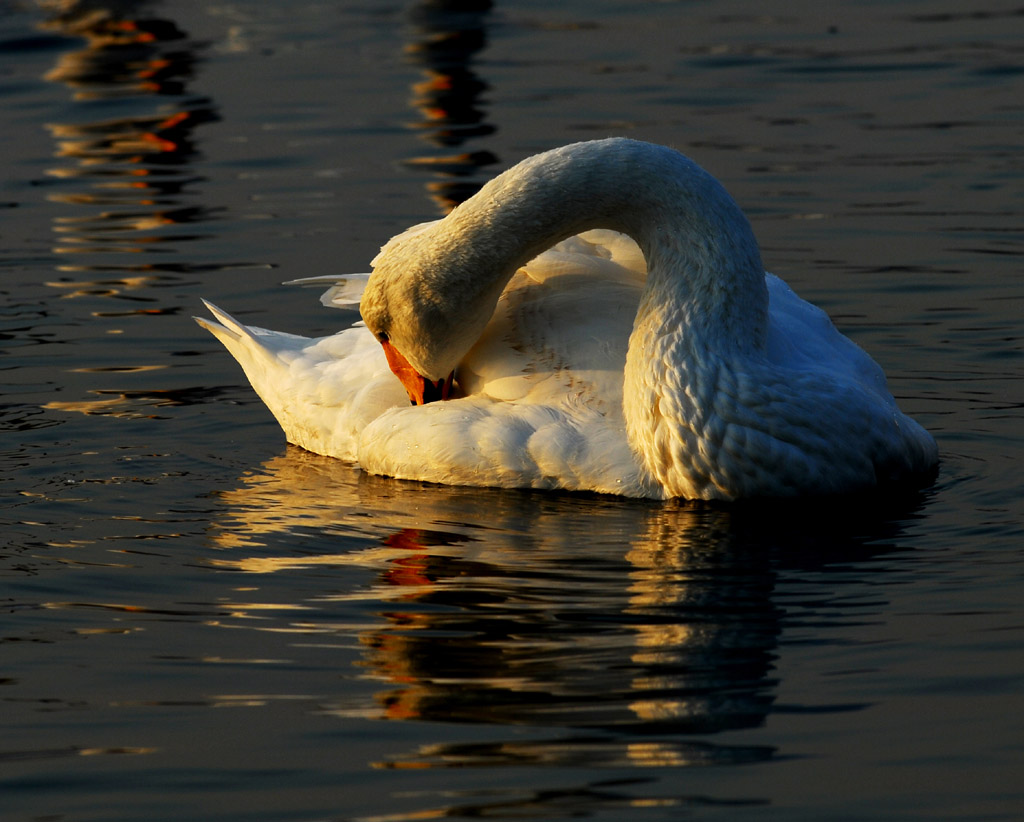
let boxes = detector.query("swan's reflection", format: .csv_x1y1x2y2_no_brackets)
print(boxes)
209,449,921,818
213,452,909,763
403,0,497,213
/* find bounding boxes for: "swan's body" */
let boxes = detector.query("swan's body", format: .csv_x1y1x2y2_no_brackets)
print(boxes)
197,138,937,500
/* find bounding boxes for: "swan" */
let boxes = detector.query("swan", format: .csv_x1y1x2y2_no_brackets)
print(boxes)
196,138,937,500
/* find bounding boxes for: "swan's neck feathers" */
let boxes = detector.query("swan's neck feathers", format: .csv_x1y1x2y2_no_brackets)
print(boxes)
366,138,768,380
455,139,767,346
450,139,772,499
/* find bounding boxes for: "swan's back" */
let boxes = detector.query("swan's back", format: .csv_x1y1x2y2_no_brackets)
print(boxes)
458,230,645,404
637,274,937,498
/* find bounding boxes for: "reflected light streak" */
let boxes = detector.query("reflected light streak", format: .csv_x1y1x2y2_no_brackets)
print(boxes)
403,0,497,213
39,1,218,262
44,385,230,418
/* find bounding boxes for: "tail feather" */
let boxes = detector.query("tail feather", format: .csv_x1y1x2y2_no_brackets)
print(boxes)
193,299,256,345
195,298,383,460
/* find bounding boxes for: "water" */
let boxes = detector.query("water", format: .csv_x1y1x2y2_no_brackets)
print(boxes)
2,1,1022,820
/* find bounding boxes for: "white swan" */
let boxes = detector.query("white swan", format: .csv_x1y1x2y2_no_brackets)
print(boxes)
196,138,937,500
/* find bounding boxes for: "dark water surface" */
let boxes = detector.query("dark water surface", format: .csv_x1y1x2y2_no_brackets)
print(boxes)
2,1,1023,820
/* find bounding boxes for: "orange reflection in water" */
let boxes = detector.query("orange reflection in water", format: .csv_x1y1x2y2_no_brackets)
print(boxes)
39,2,218,259
210,450,782,753
37,3,227,424
403,0,497,213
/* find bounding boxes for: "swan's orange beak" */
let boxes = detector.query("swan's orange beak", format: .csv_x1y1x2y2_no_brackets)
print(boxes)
381,340,453,405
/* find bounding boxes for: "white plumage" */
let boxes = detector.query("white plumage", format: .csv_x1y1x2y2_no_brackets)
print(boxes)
197,138,937,500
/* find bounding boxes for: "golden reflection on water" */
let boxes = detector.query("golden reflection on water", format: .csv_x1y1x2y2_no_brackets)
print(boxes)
33,3,225,417
209,449,483,549
403,0,497,213
44,386,193,417
211,448,782,771
39,1,217,266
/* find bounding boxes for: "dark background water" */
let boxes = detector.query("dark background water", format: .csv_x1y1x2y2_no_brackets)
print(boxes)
2,1,1023,820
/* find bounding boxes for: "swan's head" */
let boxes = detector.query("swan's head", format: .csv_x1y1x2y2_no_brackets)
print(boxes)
376,329,454,406
360,218,504,405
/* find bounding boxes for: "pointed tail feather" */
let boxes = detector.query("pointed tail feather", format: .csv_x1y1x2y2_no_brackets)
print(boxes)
194,299,256,344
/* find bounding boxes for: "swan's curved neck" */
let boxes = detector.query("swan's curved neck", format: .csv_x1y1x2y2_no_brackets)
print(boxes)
366,139,772,497
445,138,768,349
436,139,771,499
